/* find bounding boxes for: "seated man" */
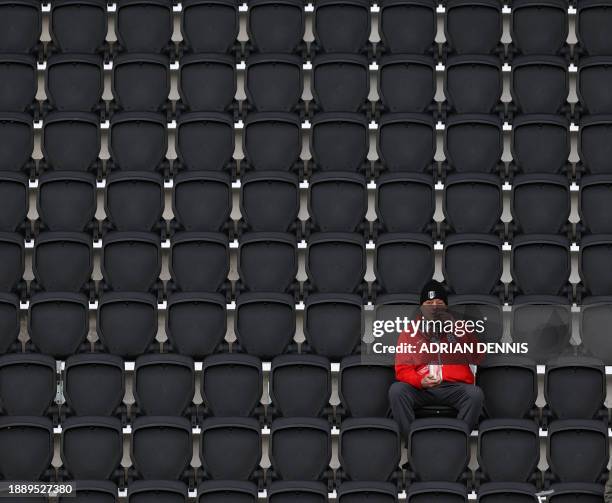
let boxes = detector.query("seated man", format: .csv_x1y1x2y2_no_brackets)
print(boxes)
388,280,484,440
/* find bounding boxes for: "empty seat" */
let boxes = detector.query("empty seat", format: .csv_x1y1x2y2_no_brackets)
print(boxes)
308,172,367,233
448,294,504,344
108,112,168,173
234,292,295,359
0,171,28,233
247,0,305,54
445,0,502,55
0,417,53,481
0,0,41,54
0,294,19,354
544,356,606,421
379,0,436,55
28,293,89,358
181,0,239,54
269,482,329,503
576,0,612,57
0,113,33,173
115,0,173,54
477,419,540,483
579,175,612,234
200,417,262,480
112,54,170,112
179,54,236,113
63,353,125,416
444,114,503,175
45,54,103,113
166,292,227,358
60,416,123,480
444,174,502,234
477,483,539,503
310,112,368,173
547,420,608,483
175,112,234,173
511,0,568,56
240,171,299,233
375,233,434,296
238,232,297,293
62,481,119,503
0,55,37,113
0,232,24,293
201,353,262,417
378,55,436,114
242,113,302,172
134,354,195,417
97,292,158,358
313,0,370,54
311,54,369,113
33,232,92,292
376,173,435,234
511,235,570,296
511,56,569,114
131,416,193,480
270,354,331,418
578,116,612,176
50,0,107,54
304,294,363,360
339,418,401,481
580,235,612,297
269,418,331,481
306,233,366,294
376,113,436,173
445,56,502,114
245,54,303,112
407,482,467,503
0,354,56,416
102,232,161,292
169,232,229,293
548,483,605,503
198,481,258,503
476,356,538,419
511,115,570,176
581,298,612,364
339,355,395,418
128,481,189,503
578,57,612,115
174,171,232,232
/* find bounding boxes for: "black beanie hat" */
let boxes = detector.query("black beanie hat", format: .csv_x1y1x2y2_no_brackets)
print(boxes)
420,280,448,305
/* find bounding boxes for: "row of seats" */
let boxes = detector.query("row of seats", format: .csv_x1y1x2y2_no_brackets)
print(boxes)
0,353,607,424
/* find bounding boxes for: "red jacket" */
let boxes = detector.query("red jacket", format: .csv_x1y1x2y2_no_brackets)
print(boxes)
394,315,480,389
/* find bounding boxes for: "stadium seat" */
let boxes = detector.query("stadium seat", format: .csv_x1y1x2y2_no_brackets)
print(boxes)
0,171,29,234
578,300,612,363
201,353,262,417
0,232,24,294
112,54,170,113
133,354,195,417
477,483,539,503
245,54,303,112
311,54,369,113
510,0,568,56
511,56,568,114
378,0,436,55
179,54,237,113
181,0,239,54
578,58,612,115
576,0,612,57
0,417,53,481
548,483,605,503
0,0,41,54
247,0,305,54
313,0,370,54
62,481,119,503
45,54,103,113
578,175,612,234
49,0,107,54
444,56,502,114
115,0,173,54
579,235,612,297
269,354,331,418
448,294,504,344
197,480,258,502
128,480,189,503
0,113,33,173
407,482,467,503
578,116,612,176
0,55,37,113
445,0,502,55
269,481,329,503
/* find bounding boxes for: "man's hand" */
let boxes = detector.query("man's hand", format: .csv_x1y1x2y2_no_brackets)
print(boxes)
421,374,442,389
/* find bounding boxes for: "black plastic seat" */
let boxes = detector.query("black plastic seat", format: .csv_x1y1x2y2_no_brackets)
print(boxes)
270,481,329,503
0,294,19,354
377,113,436,173
0,0,41,54
407,482,467,503
579,235,612,297
169,232,229,293
313,0,370,54
477,483,539,503
50,0,108,54
234,292,295,359
245,54,303,112
181,0,239,54
0,354,56,416
247,0,305,54
134,354,195,417
175,112,235,173
115,0,173,54
578,116,612,176
445,0,502,55
131,416,193,480
45,54,103,113
378,55,436,113
197,481,258,503
448,294,504,344
0,55,37,113
0,171,28,234
28,292,89,358
339,482,400,502
304,293,363,360
577,0,612,57
511,56,569,114
97,292,158,358
61,481,119,503
379,0,436,55
60,416,123,480
0,417,53,481
128,480,189,503
201,353,262,417
444,55,502,114
548,483,605,503
63,353,125,416
242,112,302,172
112,53,170,113
0,113,33,173
0,232,24,294
579,175,612,234
578,57,612,115
200,417,262,480
179,54,236,113
311,54,369,113
580,297,612,364
511,0,568,56
165,292,227,358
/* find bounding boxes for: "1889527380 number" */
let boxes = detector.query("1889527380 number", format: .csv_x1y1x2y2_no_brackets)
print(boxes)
1,482,75,497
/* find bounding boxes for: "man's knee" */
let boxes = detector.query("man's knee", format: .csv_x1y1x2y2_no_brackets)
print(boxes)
388,381,418,405
462,384,484,408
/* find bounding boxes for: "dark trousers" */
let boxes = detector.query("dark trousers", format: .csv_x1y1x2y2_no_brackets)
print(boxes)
388,381,484,440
